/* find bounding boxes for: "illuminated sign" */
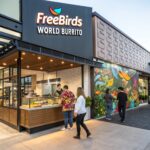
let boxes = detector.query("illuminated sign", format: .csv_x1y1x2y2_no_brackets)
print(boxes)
22,0,93,59
36,7,83,36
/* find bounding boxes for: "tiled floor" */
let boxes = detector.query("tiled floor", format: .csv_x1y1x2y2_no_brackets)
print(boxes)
0,105,150,150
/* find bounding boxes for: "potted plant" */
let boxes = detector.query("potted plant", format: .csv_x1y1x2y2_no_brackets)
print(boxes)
84,96,92,120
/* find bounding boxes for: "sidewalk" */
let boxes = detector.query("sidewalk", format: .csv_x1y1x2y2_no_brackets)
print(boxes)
0,106,150,150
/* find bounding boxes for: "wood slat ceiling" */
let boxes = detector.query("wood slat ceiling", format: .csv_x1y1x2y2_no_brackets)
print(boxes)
0,51,80,72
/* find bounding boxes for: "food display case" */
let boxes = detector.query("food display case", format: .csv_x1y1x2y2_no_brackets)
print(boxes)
21,96,62,109
20,96,64,132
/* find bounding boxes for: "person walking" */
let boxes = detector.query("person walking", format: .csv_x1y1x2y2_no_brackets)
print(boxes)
104,88,113,120
74,87,91,139
61,85,75,130
117,87,128,123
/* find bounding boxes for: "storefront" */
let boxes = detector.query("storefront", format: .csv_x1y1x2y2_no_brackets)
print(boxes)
0,50,85,132
1,0,150,132
0,0,102,133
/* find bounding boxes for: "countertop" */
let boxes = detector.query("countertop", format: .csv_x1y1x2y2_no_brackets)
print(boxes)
20,104,62,111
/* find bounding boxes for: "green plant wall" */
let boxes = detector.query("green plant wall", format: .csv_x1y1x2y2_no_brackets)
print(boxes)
94,63,139,118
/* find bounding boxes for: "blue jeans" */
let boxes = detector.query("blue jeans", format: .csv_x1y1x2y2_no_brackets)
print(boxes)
63,111,73,128
106,103,112,119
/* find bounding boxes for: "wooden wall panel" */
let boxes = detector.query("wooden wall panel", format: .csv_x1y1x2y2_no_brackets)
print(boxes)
20,107,64,128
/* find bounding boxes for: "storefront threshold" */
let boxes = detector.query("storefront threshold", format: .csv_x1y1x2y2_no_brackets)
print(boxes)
25,121,64,134
0,119,18,130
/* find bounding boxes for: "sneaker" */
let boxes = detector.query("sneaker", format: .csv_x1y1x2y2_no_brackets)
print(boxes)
87,132,91,138
120,120,125,123
61,127,68,131
73,136,80,139
68,127,73,130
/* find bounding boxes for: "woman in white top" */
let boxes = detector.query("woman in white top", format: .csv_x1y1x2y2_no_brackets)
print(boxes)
74,87,91,139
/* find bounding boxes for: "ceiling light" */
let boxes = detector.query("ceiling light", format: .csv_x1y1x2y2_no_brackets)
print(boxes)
0,38,10,43
38,56,41,60
26,65,30,69
22,52,26,55
50,59,53,62
61,61,64,64
40,67,43,70
3,63,7,66
15,58,23,61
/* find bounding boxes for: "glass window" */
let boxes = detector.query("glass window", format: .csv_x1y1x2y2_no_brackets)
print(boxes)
0,66,18,108
0,0,20,21
10,77,17,108
0,69,3,79
4,68,9,78
3,79,10,107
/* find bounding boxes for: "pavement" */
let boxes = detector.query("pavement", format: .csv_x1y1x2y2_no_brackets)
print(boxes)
0,105,150,150
103,104,150,130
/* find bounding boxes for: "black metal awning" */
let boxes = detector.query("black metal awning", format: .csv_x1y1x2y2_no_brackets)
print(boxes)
15,40,102,68
0,14,22,55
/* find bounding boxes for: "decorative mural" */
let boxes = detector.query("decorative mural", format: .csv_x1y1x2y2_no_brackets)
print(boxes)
94,63,139,118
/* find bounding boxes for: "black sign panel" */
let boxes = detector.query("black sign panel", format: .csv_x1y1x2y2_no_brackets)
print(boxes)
22,0,93,60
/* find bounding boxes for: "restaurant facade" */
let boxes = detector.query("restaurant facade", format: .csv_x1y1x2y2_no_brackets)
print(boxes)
0,0,150,133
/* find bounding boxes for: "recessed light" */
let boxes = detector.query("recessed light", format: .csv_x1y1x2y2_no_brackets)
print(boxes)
70,64,73,67
38,56,41,60
15,58,23,61
3,63,7,66
26,65,30,69
61,61,64,64
40,67,43,70
22,52,26,55
50,59,53,62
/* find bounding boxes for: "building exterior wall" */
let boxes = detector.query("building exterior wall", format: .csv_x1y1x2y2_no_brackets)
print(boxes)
83,65,91,97
93,16,150,73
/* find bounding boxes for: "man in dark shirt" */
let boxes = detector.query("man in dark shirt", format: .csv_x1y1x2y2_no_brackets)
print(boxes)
117,87,128,123
55,83,63,96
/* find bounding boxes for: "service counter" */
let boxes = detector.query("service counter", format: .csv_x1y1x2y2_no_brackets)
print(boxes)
20,104,64,130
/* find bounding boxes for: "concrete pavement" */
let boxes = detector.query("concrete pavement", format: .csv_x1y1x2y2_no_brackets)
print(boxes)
1,105,150,150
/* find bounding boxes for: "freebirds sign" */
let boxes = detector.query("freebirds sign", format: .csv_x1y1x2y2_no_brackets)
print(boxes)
22,0,93,59
36,7,83,36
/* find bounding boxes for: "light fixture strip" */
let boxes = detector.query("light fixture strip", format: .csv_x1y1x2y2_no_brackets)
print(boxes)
0,27,21,37
0,38,10,43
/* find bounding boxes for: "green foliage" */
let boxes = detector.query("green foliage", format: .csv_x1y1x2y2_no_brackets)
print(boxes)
94,94,106,118
86,96,92,107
